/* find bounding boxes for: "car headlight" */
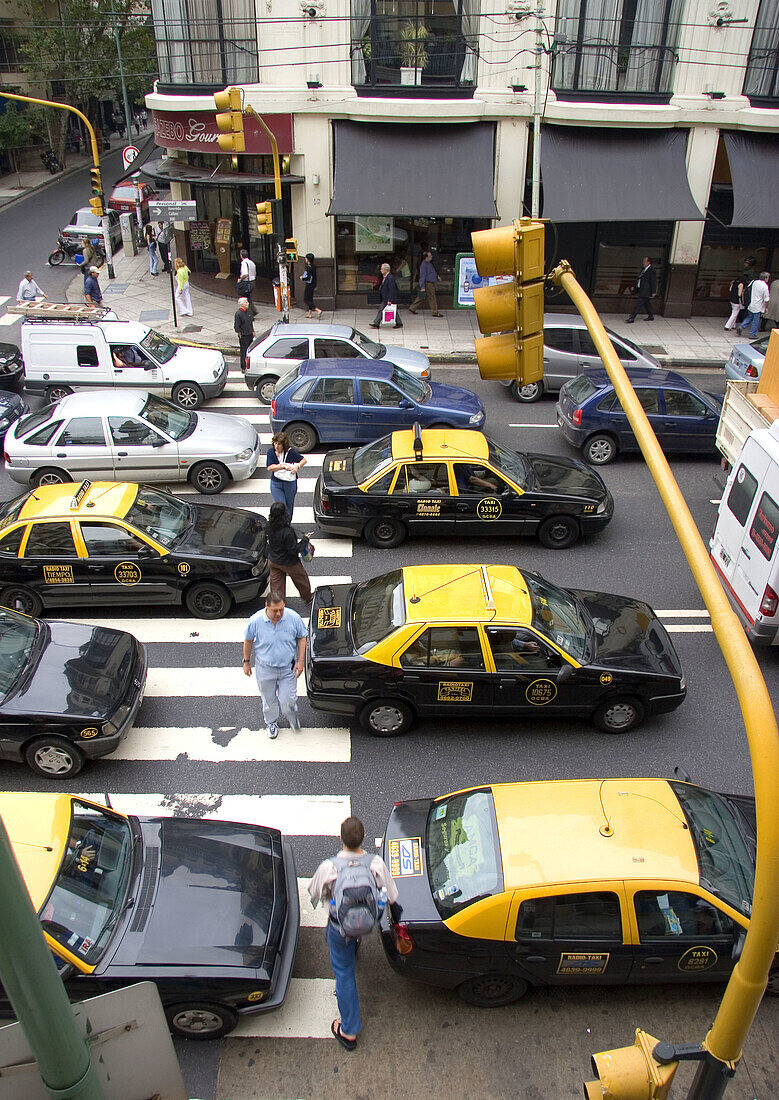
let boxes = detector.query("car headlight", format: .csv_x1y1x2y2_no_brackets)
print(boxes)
596,499,608,514
235,447,253,460
469,411,484,424
679,674,686,691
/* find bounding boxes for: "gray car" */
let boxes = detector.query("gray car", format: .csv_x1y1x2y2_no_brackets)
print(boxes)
725,333,770,382
245,322,431,403
4,390,260,494
61,207,123,251
501,312,663,402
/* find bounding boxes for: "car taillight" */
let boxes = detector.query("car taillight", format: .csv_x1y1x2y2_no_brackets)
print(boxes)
320,495,330,513
759,584,778,616
3,452,8,463
746,365,758,378
271,399,277,416
393,922,414,955
573,408,583,426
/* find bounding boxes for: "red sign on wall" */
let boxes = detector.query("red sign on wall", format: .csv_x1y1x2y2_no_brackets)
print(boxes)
152,111,294,156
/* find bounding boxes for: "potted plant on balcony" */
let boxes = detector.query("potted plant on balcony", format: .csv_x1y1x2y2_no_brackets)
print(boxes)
400,20,429,85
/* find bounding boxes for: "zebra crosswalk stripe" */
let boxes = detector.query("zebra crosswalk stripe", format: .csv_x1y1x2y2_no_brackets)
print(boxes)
145,666,311,697
176,477,320,495
112,725,350,761
231,977,336,1038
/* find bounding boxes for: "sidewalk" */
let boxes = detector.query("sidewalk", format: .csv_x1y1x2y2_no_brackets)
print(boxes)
66,241,741,368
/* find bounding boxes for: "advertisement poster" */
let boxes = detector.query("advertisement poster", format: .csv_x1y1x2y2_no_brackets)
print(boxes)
189,221,211,251
454,252,513,309
355,216,394,253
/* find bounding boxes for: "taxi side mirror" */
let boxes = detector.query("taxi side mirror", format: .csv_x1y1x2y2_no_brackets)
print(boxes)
557,663,574,684
136,545,155,558
732,929,746,961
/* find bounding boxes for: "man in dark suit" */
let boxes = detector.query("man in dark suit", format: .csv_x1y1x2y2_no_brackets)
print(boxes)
370,263,402,328
626,257,657,322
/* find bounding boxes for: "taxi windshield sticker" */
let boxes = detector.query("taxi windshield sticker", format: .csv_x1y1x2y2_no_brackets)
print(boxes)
525,679,557,705
43,564,74,584
114,561,141,586
388,837,423,878
317,606,342,629
557,952,610,975
438,681,473,702
476,497,502,521
416,498,441,516
678,946,718,973
328,459,348,472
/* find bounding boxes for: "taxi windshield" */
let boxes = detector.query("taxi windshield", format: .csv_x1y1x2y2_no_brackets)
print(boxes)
487,440,530,488
426,789,503,919
392,367,430,403
525,574,590,662
140,329,177,364
125,486,190,546
352,328,382,357
0,608,40,697
351,569,405,653
671,782,755,917
353,435,393,483
139,394,195,441
41,800,134,966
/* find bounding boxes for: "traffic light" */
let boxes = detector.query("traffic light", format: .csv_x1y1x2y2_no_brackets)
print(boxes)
285,238,298,262
584,1030,678,1100
256,201,274,236
214,87,245,153
90,166,102,197
470,217,545,386
89,196,104,217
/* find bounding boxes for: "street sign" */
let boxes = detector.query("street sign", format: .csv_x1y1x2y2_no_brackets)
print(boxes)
122,145,139,168
148,200,198,223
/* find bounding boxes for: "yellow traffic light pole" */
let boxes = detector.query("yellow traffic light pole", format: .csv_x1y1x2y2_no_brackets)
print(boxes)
0,91,114,278
552,260,779,1099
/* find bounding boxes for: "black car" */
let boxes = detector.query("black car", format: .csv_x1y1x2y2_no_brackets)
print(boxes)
0,389,27,439
0,605,146,778
0,343,24,392
314,425,613,549
0,480,269,620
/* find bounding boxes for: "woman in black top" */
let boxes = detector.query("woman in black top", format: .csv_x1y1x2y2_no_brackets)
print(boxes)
301,253,322,318
266,501,313,602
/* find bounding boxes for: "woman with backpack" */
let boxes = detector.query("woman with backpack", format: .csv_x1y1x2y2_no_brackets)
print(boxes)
265,501,313,603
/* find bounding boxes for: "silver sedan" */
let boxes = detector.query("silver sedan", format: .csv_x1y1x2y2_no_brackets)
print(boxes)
3,390,261,494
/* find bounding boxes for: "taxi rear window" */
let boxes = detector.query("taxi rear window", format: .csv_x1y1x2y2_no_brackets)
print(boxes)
426,789,502,919
351,570,404,653
566,375,598,405
354,435,393,483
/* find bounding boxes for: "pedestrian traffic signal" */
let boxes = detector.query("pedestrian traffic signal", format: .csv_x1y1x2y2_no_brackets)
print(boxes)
214,87,245,153
584,1030,678,1100
470,218,545,386
89,166,102,197
256,201,274,236
285,238,298,262
89,196,104,218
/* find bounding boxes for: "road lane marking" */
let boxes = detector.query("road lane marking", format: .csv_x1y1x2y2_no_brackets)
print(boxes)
113,725,351,761
0,313,20,326
298,880,328,927
231,978,336,1038
656,610,710,617
508,422,558,428
146,666,312,697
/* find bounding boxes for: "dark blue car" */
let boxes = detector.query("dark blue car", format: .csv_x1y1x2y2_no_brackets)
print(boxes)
556,367,724,465
269,360,486,452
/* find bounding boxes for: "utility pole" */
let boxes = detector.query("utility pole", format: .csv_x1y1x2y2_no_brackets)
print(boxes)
530,2,544,219
108,0,134,145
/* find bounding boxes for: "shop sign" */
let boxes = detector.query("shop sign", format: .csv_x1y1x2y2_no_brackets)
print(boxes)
188,222,211,250
152,110,294,155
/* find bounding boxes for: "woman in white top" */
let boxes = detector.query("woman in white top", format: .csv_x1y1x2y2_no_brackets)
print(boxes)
266,431,307,518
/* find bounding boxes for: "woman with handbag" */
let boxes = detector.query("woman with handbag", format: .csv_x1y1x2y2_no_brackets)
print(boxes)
301,253,322,318
265,501,313,603
266,431,307,518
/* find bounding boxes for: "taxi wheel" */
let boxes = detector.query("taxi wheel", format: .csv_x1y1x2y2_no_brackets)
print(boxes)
44,385,72,404
765,972,779,996
165,1002,238,1040
1,585,43,617
458,974,529,1007
172,381,204,409
593,697,644,734
191,461,229,494
584,433,617,465
25,737,84,779
256,375,278,404
33,467,70,488
185,581,232,619
510,380,543,403
364,517,406,548
538,515,580,550
360,699,414,737
286,422,318,453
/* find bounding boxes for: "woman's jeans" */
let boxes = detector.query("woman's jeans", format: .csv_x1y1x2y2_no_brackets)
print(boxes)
270,476,297,517
326,922,360,1036
149,245,158,275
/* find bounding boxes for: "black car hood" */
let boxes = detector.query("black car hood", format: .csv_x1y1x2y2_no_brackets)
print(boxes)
572,590,683,676
2,620,137,720
0,390,23,409
178,505,266,560
527,453,608,498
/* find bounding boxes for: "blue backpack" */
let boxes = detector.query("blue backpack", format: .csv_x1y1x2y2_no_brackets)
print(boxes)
329,853,385,939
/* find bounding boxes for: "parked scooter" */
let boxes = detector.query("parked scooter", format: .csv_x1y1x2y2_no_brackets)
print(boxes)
40,149,63,174
48,234,106,267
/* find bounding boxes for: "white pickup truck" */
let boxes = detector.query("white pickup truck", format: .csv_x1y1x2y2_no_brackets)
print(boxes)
716,380,779,468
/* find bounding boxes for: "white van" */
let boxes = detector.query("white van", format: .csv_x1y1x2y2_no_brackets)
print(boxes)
710,421,779,644
21,318,227,409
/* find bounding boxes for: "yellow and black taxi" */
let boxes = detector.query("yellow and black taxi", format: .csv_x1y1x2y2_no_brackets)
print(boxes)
314,425,613,548
0,793,299,1039
0,479,268,620
306,564,685,735
381,778,770,1006
0,605,145,779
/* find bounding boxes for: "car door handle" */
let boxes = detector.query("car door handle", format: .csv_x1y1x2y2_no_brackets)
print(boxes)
499,678,516,686
56,453,67,458
642,956,666,965
523,955,547,964
403,674,420,682
456,503,470,511
117,451,129,457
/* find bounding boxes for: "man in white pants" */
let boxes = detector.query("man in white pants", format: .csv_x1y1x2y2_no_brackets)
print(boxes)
242,592,306,739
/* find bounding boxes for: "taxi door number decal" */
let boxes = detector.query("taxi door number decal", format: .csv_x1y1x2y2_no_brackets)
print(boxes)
80,727,98,739
600,672,613,685
317,606,342,629
416,498,441,516
525,679,558,705
678,946,718,972
114,561,141,586
388,837,423,878
557,952,610,975
437,681,473,702
43,564,74,584
178,561,191,576
476,497,502,520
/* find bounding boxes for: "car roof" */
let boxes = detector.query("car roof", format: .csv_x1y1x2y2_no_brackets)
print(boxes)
581,366,689,387
17,480,139,521
490,778,699,890
52,390,150,415
268,323,356,340
391,428,489,462
296,359,394,379
0,793,72,910
401,565,532,624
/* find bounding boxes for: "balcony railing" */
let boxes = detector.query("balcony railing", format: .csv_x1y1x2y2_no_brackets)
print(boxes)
353,17,477,96
551,41,677,99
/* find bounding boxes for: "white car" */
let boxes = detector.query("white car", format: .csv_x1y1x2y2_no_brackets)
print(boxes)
4,390,261,494
244,322,431,403
61,208,122,251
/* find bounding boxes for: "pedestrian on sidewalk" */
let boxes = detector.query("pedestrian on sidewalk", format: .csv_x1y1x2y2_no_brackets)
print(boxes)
144,223,159,276
265,501,313,603
739,271,770,338
626,257,657,322
234,297,254,369
174,257,193,316
764,276,779,331
724,274,743,331
308,815,398,1051
370,262,402,328
408,251,442,316
16,271,47,302
84,266,102,306
242,591,306,739
156,223,172,272
237,249,257,315
266,431,307,518
301,253,322,318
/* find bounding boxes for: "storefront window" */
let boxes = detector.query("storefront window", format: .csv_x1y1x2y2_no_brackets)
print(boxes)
593,240,667,297
696,245,769,301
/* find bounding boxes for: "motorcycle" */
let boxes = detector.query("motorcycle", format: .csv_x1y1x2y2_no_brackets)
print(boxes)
40,149,63,174
48,234,106,268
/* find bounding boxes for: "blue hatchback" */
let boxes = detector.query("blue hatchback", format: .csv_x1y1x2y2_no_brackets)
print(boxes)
556,367,723,465
270,360,486,452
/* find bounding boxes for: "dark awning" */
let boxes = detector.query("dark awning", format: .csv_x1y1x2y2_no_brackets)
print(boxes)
328,121,497,219
140,157,304,187
722,131,779,228
541,126,703,222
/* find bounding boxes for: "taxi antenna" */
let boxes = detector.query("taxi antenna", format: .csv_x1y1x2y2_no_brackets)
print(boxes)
598,779,614,837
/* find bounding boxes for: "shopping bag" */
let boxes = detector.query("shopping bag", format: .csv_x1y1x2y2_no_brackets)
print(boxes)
382,304,397,326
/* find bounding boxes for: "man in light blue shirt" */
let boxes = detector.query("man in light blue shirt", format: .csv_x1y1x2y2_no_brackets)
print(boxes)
243,591,307,739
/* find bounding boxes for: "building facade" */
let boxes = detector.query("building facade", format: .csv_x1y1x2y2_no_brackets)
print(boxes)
144,0,779,316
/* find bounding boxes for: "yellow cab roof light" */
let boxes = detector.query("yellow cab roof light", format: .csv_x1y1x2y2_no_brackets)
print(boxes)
412,421,423,461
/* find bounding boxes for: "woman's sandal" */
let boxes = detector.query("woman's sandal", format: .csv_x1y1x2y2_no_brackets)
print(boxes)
331,1019,357,1051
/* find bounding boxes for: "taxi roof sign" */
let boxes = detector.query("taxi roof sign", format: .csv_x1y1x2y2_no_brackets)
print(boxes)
70,480,92,509
19,481,138,522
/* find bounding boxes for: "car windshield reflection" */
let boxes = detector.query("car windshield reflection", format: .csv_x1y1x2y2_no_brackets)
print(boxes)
351,328,382,357
140,395,195,441
125,486,190,546
525,574,590,662
392,367,429,403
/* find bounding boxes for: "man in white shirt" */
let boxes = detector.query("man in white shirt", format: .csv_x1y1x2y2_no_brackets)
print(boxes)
17,271,47,302
741,271,771,338
239,249,257,316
